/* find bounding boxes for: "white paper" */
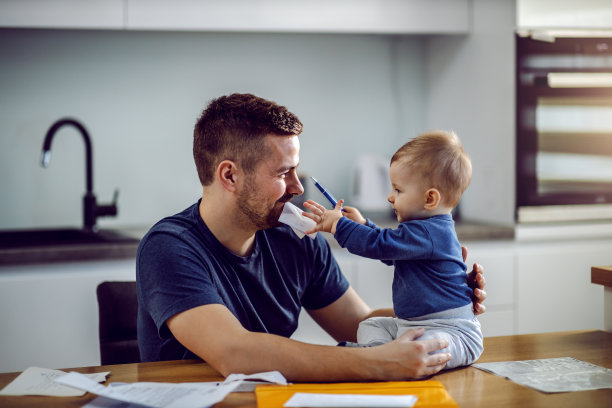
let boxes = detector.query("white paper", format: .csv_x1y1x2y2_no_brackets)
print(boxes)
57,370,288,408
0,366,109,397
55,372,239,408
223,370,287,392
284,393,418,408
279,202,317,239
473,357,612,393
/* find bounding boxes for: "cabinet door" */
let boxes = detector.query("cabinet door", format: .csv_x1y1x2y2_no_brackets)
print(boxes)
0,0,124,29
463,241,517,337
0,260,135,373
126,0,469,34
516,239,611,334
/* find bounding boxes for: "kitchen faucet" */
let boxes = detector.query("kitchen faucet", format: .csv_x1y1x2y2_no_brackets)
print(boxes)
41,118,118,232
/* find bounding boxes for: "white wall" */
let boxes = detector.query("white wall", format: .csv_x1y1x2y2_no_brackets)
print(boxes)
424,0,516,225
0,29,426,230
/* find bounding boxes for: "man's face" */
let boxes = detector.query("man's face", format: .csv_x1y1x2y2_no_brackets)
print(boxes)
236,135,304,230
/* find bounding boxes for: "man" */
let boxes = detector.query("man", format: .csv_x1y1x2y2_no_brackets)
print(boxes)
137,93,486,381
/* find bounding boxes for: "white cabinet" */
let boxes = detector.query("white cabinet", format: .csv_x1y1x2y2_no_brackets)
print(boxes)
127,0,469,34
0,0,125,29
463,240,517,337
517,0,612,30
516,238,611,334
1,0,470,34
0,259,135,373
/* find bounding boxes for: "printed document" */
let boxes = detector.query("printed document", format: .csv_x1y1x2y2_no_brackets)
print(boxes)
474,357,612,393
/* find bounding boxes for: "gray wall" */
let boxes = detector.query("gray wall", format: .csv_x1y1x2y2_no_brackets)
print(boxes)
1,0,516,232
424,0,516,225
0,29,428,230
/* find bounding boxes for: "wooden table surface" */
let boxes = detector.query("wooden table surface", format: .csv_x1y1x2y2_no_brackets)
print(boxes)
1,330,611,407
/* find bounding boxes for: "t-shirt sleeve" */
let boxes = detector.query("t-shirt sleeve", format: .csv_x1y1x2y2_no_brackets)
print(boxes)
300,234,350,310
137,231,223,338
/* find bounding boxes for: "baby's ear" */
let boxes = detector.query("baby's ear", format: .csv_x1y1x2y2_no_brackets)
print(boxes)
424,188,441,210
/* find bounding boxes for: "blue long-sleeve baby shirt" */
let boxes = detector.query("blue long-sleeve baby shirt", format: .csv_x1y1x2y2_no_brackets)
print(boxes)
334,214,472,318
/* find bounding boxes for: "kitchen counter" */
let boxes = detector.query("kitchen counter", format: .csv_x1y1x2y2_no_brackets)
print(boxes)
0,222,514,266
455,221,515,241
0,227,145,266
591,265,612,288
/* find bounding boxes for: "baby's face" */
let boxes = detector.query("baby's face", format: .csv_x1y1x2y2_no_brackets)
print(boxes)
387,162,429,223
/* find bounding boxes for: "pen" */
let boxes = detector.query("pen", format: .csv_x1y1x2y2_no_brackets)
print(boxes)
310,176,345,211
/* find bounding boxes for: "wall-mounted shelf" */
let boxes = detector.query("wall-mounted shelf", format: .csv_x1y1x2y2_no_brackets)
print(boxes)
0,0,469,34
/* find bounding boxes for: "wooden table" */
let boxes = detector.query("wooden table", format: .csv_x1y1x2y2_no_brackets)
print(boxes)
1,330,611,407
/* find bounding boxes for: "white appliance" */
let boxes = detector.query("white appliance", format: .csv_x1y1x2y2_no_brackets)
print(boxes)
350,154,391,214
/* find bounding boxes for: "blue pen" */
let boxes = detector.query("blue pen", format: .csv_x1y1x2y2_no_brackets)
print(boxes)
310,176,345,211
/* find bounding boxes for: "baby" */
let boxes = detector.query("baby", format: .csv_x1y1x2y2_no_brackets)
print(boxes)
303,130,483,369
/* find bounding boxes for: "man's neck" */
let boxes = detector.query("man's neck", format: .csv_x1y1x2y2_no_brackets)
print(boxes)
198,197,256,257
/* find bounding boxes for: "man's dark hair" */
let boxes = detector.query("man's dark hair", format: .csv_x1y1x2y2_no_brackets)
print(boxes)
193,93,303,186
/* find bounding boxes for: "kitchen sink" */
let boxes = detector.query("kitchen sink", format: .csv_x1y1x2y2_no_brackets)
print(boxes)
0,228,140,249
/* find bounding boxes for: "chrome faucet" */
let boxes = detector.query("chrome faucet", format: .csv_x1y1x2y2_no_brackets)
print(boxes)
41,118,118,232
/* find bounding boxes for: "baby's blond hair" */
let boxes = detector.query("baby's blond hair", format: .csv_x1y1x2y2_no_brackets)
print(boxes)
391,130,472,207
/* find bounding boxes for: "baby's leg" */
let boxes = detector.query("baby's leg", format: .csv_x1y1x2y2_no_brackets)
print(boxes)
357,317,399,346
396,324,482,369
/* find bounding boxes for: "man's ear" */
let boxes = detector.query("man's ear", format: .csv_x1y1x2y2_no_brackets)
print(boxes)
217,160,239,192
424,188,441,210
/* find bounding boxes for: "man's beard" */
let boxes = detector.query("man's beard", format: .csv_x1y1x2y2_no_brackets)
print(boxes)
236,181,294,230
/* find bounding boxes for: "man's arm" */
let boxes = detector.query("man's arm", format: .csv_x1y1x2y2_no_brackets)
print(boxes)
167,299,450,382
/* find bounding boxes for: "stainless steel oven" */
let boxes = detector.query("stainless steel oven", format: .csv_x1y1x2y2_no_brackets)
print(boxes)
516,33,612,223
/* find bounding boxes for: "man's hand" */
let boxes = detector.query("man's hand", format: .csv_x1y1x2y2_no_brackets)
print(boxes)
373,328,451,379
462,246,486,315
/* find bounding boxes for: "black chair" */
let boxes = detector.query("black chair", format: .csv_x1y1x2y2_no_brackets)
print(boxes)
96,281,140,365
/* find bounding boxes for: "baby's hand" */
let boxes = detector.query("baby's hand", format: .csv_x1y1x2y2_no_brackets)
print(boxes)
302,200,344,234
341,205,366,225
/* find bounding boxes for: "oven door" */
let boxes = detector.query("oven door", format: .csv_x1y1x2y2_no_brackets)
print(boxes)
516,35,612,223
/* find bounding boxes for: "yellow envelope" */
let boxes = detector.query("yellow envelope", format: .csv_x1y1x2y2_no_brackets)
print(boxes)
255,380,458,407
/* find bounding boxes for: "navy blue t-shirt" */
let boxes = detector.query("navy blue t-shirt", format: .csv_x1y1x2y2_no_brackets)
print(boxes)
136,200,349,362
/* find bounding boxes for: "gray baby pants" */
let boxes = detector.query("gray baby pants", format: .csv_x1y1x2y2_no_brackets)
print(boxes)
357,304,483,369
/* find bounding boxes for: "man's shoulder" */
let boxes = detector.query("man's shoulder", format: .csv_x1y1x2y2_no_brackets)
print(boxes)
140,202,200,245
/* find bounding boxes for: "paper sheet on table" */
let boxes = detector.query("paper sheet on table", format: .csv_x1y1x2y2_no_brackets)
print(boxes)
279,202,317,239
473,357,612,393
57,370,287,408
0,366,109,397
284,392,418,407
224,370,287,391
55,371,239,408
